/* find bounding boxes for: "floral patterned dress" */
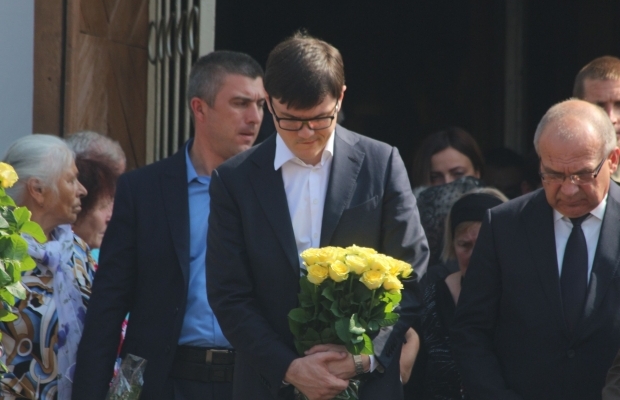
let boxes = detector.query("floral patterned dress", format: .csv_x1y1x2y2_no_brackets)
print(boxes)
0,227,95,400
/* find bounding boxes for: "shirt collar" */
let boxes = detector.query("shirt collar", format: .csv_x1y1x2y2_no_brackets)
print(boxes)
553,193,608,222
274,129,336,170
185,140,210,184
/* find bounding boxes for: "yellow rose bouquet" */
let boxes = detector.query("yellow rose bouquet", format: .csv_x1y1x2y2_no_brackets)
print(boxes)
0,163,45,372
288,245,415,399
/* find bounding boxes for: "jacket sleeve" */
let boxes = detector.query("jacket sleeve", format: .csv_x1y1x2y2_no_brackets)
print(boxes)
450,210,523,400
207,169,298,398
72,174,138,400
603,350,620,400
374,146,428,369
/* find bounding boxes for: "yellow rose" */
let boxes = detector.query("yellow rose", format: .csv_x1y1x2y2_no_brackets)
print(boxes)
346,244,377,257
307,263,329,285
383,274,404,293
345,254,369,275
0,162,18,188
360,270,385,290
369,254,391,274
301,247,345,265
400,262,413,278
329,260,349,282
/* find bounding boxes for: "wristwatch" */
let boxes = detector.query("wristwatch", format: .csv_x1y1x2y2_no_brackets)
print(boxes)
353,354,365,375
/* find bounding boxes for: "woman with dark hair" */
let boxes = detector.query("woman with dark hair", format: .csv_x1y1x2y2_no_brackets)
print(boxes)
411,127,485,190
72,157,118,258
417,188,507,400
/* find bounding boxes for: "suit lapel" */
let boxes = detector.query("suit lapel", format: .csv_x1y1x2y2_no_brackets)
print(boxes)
578,182,620,335
522,190,568,336
320,128,365,246
161,145,191,287
249,135,300,276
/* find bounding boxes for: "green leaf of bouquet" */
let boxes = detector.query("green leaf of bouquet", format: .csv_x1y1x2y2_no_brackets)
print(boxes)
368,320,380,332
289,319,303,338
318,310,331,323
330,301,344,318
383,291,402,305
8,234,29,260
0,289,15,306
19,221,46,243
360,334,374,355
349,340,364,354
377,312,399,327
300,275,315,293
0,310,17,322
335,318,352,344
288,308,310,324
320,328,336,343
5,282,26,300
0,266,12,287
0,213,8,230
349,314,365,335
0,208,17,230
13,207,31,228
19,255,36,271
0,195,15,208
322,285,335,301
305,328,320,342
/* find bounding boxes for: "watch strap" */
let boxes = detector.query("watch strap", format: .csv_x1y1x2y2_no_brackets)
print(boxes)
353,354,365,375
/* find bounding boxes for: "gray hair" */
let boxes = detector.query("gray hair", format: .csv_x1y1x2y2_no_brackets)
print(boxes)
441,187,508,263
187,51,263,107
533,99,617,157
65,131,126,174
3,134,75,205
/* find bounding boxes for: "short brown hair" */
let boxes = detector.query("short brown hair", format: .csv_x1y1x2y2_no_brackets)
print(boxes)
573,56,620,98
411,127,485,188
264,31,344,109
74,156,118,222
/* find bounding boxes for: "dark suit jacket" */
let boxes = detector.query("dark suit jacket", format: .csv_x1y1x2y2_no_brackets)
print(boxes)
207,127,429,400
451,184,620,400
73,146,192,399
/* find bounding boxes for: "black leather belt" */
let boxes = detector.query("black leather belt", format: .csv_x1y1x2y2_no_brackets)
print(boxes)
170,346,235,383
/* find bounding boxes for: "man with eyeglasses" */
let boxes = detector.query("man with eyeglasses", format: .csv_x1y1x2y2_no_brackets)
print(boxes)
451,98,620,400
206,32,429,400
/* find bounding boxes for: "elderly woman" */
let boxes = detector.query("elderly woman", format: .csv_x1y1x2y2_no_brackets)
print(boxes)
1,134,95,400
417,188,507,400
71,156,118,260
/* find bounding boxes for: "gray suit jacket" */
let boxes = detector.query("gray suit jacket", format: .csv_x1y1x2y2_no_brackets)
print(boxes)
207,126,429,399
452,184,620,400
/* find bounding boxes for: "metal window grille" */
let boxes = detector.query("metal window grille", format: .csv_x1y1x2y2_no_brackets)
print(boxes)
146,0,215,163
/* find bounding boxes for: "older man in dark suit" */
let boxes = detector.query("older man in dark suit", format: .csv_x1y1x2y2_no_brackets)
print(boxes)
72,51,266,400
451,99,620,400
206,32,429,400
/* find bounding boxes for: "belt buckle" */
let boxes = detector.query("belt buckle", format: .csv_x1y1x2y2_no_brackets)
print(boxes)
205,349,229,364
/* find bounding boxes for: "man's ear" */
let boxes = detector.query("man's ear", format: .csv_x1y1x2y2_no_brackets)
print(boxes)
337,85,347,108
609,147,620,173
190,97,208,124
26,178,46,207
265,94,274,114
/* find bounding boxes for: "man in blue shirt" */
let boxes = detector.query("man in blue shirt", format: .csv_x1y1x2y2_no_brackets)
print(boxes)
73,51,266,400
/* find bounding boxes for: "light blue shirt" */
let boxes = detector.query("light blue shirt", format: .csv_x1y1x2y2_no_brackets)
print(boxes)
178,143,231,348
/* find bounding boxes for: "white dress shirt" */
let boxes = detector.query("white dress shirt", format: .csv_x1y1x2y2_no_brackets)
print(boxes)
553,194,608,282
274,131,377,372
274,132,335,267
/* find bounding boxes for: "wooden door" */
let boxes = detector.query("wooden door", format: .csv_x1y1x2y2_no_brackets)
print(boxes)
33,0,148,170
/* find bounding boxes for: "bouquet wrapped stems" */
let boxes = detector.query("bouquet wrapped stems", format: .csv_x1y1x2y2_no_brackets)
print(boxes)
288,245,415,399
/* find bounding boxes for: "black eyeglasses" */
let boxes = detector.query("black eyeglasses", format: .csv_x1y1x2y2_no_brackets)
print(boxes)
269,98,339,131
539,156,607,185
